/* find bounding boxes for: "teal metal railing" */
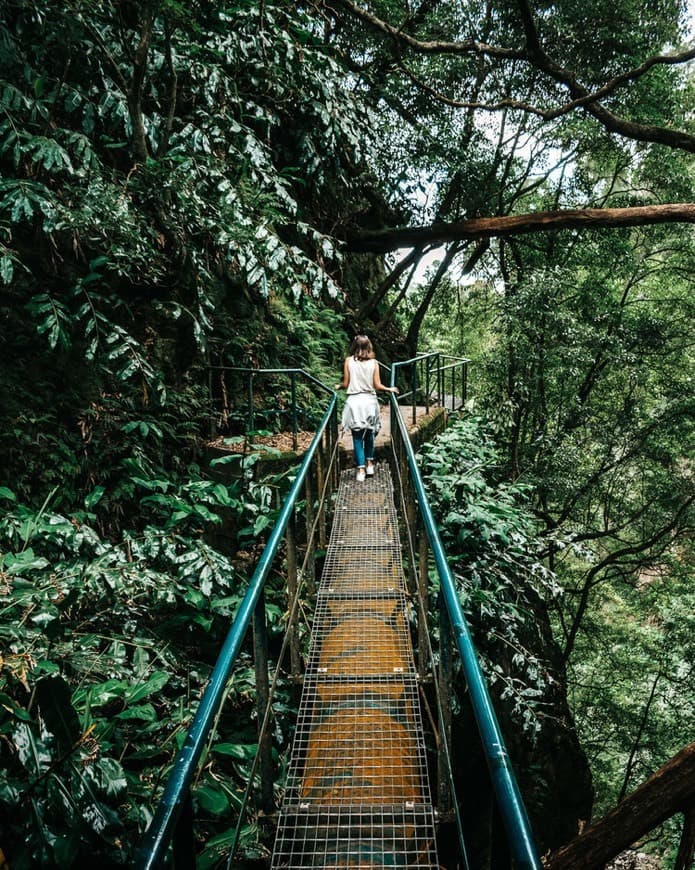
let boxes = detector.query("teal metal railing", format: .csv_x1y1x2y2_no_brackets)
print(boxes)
390,355,540,870
391,351,470,426
139,355,537,869
136,372,338,869
208,366,332,450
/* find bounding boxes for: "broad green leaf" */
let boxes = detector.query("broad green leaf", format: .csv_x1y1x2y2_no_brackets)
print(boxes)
84,485,105,510
193,783,229,816
211,742,257,760
114,704,158,723
53,833,80,870
2,549,49,574
0,255,13,284
126,671,170,705
86,757,128,799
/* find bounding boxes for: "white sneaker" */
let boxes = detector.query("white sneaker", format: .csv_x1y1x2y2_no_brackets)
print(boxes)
366,463,375,476
356,468,366,482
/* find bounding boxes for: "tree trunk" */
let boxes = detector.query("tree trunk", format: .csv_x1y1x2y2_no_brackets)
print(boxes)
545,742,695,870
674,802,695,870
404,239,489,354
403,242,459,354
128,6,159,163
356,246,426,322
346,204,695,252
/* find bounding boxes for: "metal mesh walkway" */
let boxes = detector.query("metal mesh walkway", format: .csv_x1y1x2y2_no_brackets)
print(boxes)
271,463,438,869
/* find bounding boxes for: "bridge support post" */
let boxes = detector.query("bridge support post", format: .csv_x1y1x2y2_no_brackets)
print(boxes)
304,472,316,596
438,591,453,814
411,360,417,427
316,448,327,549
285,513,301,678
417,527,428,681
332,413,339,489
253,589,274,814
406,498,417,598
171,789,195,869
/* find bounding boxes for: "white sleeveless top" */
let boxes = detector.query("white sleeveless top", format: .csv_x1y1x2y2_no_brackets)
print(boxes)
346,357,376,394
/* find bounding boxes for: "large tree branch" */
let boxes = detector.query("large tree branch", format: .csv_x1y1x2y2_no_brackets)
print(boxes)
545,743,695,869
403,241,461,352
345,203,695,252
328,0,695,151
334,0,695,83
128,7,158,163
401,42,695,123
355,245,431,322
156,21,178,157
675,803,695,870
516,0,695,152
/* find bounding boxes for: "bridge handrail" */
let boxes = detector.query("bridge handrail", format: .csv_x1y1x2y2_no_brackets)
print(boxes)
392,351,469,421
207,365,334,395
136,376,337,869
390,357,540,870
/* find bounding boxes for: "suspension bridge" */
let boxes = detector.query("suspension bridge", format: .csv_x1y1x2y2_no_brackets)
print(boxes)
136,354,540,870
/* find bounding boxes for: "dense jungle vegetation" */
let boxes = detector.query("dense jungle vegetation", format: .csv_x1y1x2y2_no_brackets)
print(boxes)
0,1,693,867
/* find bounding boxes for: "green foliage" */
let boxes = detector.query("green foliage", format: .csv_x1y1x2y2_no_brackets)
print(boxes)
0,0,377,498
571,560,695,818
410,102,694,859
0,458,286,865
1,0,693,863
0,0,366,319
408,274,494,363
420,417,561,735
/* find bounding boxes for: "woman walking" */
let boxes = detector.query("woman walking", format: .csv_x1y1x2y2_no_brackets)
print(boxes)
334,335,398,481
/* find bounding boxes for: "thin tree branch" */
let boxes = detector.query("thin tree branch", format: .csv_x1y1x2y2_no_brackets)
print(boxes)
156,21,178,157
560,495,694,665
326,0,523,59
618,669,662,803
398,61,557,117
356,246,430,322
72,8,129,93
329,0,695,151
403,242,461,352
375,255,420,332
401,39,695,122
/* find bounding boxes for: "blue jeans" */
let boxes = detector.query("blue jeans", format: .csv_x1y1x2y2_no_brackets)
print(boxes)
351,428,374,468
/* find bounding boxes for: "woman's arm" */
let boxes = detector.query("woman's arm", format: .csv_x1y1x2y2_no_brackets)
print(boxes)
373,362,399,394
334,357,350,390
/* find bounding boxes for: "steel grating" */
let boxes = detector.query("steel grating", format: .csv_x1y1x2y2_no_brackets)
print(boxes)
271,463,438,868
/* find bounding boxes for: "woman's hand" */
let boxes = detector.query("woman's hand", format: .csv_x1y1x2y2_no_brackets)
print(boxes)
390,386,399,394
334,383,342,391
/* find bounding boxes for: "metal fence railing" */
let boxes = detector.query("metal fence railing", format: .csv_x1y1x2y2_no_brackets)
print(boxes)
391,352,470,427
138,357,539,869
208,366,334,451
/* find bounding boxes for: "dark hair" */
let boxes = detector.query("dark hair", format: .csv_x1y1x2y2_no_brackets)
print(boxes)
350,334,373,361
